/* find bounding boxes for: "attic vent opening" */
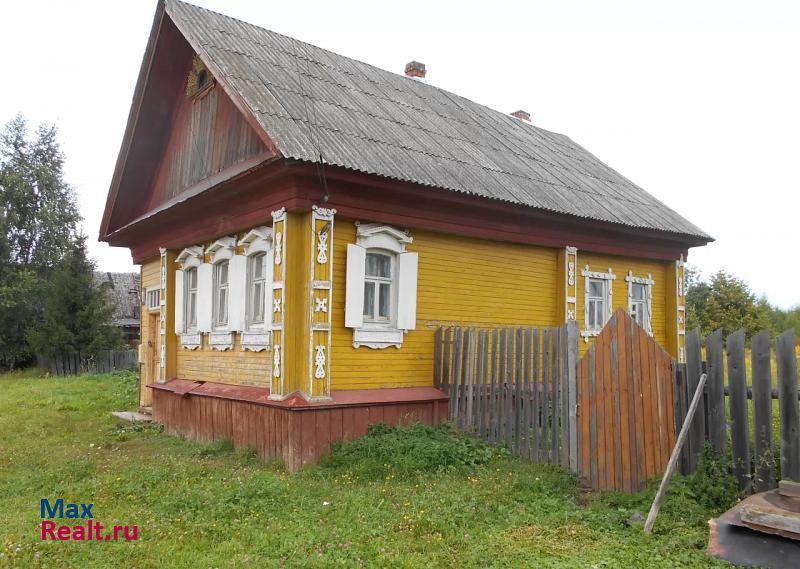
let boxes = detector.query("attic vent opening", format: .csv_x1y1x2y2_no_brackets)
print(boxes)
186,56,215,99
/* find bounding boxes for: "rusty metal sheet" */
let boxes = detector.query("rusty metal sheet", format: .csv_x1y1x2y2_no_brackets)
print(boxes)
709,491,800,569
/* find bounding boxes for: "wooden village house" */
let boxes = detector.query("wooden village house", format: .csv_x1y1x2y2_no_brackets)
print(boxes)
99,0,711,470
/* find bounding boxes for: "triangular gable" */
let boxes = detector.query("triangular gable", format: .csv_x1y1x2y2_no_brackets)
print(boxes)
99,0,277,241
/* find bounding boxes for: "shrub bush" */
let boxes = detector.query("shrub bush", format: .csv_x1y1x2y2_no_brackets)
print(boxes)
320,422,499,479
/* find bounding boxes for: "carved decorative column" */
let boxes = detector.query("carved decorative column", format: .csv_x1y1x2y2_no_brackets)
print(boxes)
269,208,287,399
564,246,578,322
676,256,687,363
308,206,336,400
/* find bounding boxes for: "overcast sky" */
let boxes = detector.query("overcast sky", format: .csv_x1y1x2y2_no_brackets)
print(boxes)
1,0,797,308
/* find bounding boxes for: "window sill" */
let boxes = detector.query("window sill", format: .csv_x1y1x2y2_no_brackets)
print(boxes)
180,333,202,350
580,329,601,343
353,326,404,349
209,331,234,351
241,330,270,352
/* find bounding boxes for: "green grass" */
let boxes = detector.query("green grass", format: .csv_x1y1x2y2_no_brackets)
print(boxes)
0,371,734,568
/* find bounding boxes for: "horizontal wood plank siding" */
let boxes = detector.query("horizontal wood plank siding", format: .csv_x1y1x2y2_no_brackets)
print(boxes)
330,219,559,390
176,335,270,387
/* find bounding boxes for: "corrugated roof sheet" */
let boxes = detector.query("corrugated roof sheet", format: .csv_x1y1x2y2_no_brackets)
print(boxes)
166,0,709,240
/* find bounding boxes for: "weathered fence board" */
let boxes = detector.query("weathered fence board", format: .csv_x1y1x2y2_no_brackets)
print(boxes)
706,329,727,454
437,321,577,472
726,330,751,492
680,326,798,493
37,350,138,376
777,330,799,482
685,329,704,472
751,330,775,492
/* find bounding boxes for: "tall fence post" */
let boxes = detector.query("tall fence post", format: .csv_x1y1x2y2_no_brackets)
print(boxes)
726,329,751,492
777,330,799,482
706,329,726,454
751,330,775,491
566,320,579,473
685,329,704,472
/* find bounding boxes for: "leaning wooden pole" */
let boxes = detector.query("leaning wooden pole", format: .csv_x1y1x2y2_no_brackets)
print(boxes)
644,373,708,534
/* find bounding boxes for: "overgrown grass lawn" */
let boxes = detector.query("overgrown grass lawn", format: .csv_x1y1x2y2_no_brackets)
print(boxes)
0,371,732,568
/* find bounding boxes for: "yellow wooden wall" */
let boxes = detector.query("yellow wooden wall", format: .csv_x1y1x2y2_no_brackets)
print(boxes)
140,257,161,359
143,246,272,388
573,252,669,354
330,219,560,390
176,336,270,387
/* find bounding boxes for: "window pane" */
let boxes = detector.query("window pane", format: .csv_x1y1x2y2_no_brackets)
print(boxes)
187,268,197,289
378,282,391,318
588,300,596,328
253,282,264,322
632,283,645,300
218,262,229,285
363,282,375,318
188,292,196,327
254,254,264,278
218,289,228,324
365,253,391,278
589,280,603,298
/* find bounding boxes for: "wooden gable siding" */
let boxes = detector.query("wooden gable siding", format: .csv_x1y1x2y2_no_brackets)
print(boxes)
148,83,266,210
330,219,560,390
576,252,669,354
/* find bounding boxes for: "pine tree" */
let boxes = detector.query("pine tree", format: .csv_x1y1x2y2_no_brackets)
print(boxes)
28,238,122,359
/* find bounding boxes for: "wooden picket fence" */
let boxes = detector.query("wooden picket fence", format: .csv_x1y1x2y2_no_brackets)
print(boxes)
433,322,580,471
37,350,138,376
675,328,799,491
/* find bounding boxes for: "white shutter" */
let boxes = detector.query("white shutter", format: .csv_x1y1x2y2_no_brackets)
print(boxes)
396,252,419,330
228,255,246,331
197,263,213,333
264,249,274,331
345,244,366,328
174,270,184,335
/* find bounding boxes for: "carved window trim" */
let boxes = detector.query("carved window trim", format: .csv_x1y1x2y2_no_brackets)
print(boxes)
581,266,615,341
626,271,654,335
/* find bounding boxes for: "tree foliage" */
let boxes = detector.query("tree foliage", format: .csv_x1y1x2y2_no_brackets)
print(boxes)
28,238,122,357
0,115,119,368
0,114,80,269
685,266,795,339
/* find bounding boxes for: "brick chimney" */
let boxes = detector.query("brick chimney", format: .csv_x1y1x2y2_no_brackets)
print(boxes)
405,61,426,80
511,110,531,122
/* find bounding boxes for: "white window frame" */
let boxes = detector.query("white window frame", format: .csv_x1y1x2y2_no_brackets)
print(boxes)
144,287,161,312
212,260,230,330
206,236,236,351
175,245,204,350
626,271,654,335
346,223,417,349
363,250,396,324
581,266,615,341
239,226,273,352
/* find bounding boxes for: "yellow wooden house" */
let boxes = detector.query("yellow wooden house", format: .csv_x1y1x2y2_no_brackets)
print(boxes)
99,0,710,469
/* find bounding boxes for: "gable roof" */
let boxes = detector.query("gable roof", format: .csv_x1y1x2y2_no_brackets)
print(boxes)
121,0,709,242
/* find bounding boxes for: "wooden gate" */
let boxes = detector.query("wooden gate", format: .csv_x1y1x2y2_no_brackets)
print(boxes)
577,308,676,492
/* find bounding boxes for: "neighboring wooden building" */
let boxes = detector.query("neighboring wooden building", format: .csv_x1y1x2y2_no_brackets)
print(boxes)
99,0,711,469
93,271,141,344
